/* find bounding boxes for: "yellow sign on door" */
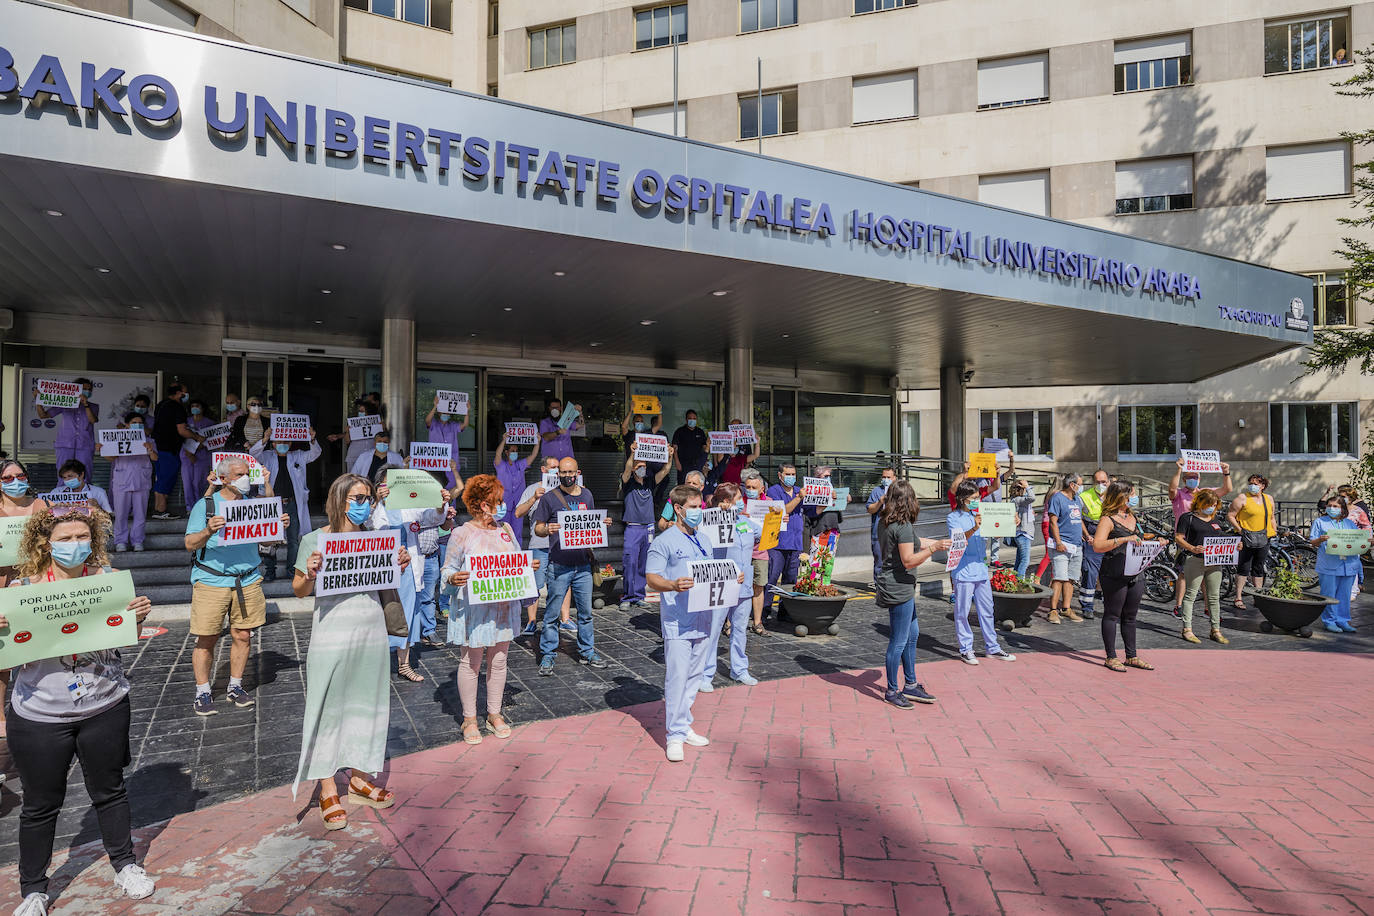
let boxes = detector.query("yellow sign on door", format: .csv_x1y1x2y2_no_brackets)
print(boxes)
632,395,662,416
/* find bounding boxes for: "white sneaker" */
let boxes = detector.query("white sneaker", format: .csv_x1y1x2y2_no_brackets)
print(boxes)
13,892,48,916
697,678,715,693
114,864,155,900
960,652,980,666
114,543,128,553
987,649,1017,662
684,729,709,747
133,544,145,552
733,672,759,686
665,741,685,762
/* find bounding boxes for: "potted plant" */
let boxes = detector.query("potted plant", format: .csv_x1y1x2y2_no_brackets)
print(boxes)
591,563,622,609
1251,566,1335,638
990,568,1052,631
777,543,856,637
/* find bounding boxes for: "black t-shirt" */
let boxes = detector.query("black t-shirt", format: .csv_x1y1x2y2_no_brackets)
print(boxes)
367,453,388,483
152,399,188,452
671,425,709,471
874,521,919,607
1176,511,1225,548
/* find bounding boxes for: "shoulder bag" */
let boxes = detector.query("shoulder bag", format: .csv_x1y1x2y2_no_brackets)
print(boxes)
1240,495,1270,549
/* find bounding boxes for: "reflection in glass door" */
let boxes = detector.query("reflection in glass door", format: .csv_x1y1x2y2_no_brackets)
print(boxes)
244,357,288,412
486,375,556,467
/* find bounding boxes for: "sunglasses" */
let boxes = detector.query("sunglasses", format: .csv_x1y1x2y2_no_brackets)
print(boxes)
0,474,27,483
346,495,373,506
51,504,92,518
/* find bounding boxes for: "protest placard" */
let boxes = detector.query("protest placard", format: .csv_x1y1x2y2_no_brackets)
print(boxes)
45,487,93,508
98,427,145,457
211,451,267,485
347,415,382,442
632,434,669,464
687,559,740,613
746,498,787,532
505,422,538,446
829,486,850,510
1180,449,1223,474
0,569,138,669
802,477,834,507
269,413,310,442
201,422,232,451
1124,540,1165,576
1325,528,1372,557
316,531,401,597
436,390,469,416
409,442,452,472
700,507,738,549
465,551,538,604
981,437,1011,462
557,510,607,549
216,497,283,546
557,404,580,430
34,379,81,409
383,469,445,510
632,395,662,416
541,469,582,490
946,532,967,571
708,431,735,454
0,516,29,566
730,423,757,445
1203,536,1241,567
978,502,1017,537
967,452,998,479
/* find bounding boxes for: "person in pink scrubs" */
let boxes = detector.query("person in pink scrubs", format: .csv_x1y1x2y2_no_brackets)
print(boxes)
34,377,98,474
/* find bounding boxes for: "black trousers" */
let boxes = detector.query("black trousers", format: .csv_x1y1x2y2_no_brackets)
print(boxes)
8,696,135,896
1099,574,1145,660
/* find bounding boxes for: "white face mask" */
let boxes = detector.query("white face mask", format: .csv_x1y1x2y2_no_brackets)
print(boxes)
1096,482,1108,494
229,475,251,493
248,405,261,415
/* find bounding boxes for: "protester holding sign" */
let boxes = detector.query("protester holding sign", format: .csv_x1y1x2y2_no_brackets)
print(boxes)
704,484,761,687
538,398,583,462
326,399,377,472
875,481,951,709
1167,457,1233,614
425,394,469,489
621,451,673,611
947,481,1017,665
47,460,113,515
1227,474,1276,612
33,377,99,475
1047,473,1086,624
516,456,573,637
719,418,759,486
349,430,405,481
531,457,611,674
866,468,898,582
494,431,540,545
106,413,159,553
250,428,322,583
1312,495,1362,634
1092,482,1153,672
5,507,157,911
739,470,774,636
441,475,536,744
670,410,709,485
1173,490,1229,645
764,465,806,620
179,398,216,513
291,474,409,828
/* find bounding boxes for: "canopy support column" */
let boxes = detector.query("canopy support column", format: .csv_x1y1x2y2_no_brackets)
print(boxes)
382,317,416,454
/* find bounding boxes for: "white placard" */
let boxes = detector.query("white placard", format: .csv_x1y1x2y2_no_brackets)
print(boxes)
45,488,91,507
316,530,402,597
409,441,452,472
201,422,232,451
348,415,382,442
464,550,539,604
802,477,834,507
730,423,757,445
269,413,311,442
210,451,267,485
98,427,145,457
216,497,283,546
687,559,740,612
506,422,538,446
708,431,735,454
1180,449,1223,474
746,498,787,532
557,510,608,549
1203,536,1241,567
632,433,669,464
1124,540,1165,576
437,390,469,416
700,508,738,549
542,470,582,490
945,532,967,571
981,437,1011,462
34,379,81,409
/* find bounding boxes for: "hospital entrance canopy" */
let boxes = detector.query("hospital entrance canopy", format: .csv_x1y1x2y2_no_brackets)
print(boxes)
0,0,1312,387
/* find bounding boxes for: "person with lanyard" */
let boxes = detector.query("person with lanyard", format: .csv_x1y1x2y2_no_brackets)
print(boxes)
646,484,716,761
658,469,705,531
441,475,535,744
1227,474,1276,612
150,383,201,520
1167,457,1233,616
764,464,806,620
494,430,540,545
106,413,159,553
739,469,773,636
349,429,404,479
47,460,113,515
6,506,157,916
226,395,269,452
425,394,469,490
531,457,612,675
1173,489,1229,645
704,483,762,687
538,398,583,463
515,456,573,637
1077,468,1112,621
621,449,673,612
876,480,951,708
1312,494,1361,634
249,426,321,583
866,467,898,583
327,399,377,475
1047,472,1086,624
179,398,215,516
670,410,709,486
948,481,1017,666
291,474,408,829
33,376,98,476
1092,481,1154,673
718,418,758,486
183,456,289,716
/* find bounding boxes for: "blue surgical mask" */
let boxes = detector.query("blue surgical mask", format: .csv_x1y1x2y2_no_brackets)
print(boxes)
128,423,143,431
226,403,238,413
51,539,92,568
1199,507,1216,517
687,419,697,429
81,388,92,398
133,405,147,415
492,503,508,521
357,409,366,417
746,489,762,499
634,422,645,432
1328,506,1343,518
347,500,374,525
375,442,389,454
275,443,290,455
190,406,202,416
62,477,82,490
440,414,452,423
682,507,703,528
1,480,27,498
1247,484,1261,495
1128,495,1139,508
782,474,796,487
180,393,189,403
1184,478,1199,489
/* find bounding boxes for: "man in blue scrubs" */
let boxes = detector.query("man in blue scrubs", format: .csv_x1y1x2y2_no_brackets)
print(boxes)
764,464,805,617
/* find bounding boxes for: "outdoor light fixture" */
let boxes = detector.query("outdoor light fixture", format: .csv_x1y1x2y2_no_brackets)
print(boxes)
330,243,348,251
590,342,601,347
640,319,656,326
503,307,513,312
320,289,332,294
43,209,62,217
712,290,730,297
93,267,111,274
553,270,567,277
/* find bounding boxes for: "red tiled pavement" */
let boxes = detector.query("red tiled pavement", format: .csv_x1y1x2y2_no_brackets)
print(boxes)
11,649,1374,915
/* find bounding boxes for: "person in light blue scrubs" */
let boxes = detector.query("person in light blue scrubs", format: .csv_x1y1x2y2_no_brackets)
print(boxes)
703,483,760,689
1311,495,1361,633
948,480,1017,666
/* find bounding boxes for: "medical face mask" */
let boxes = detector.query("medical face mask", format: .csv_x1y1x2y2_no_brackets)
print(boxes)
248,405,261,415
229,475,252,493
375,443,389,455
1247,484,1262,495
1127,495,1139,508
682,507,703,528
634,422,645,432
559,475,578,488
128,423,143,432
347,500,374,525
1199,507,1216,517
687,419,697,429
746,489,762,499
634,467,646,479
133,406,147,415
61,477,82,490
1,480,27,498
50,539,92,568
505,451,515,462
357,409,366,417
1184,478,1199,489
440,414,452,423
492,503,508,521
882,478,895,489
81,388,92,398
782,474,796,487
550,408,561,419
275,443,291,455
190,407,202,416
226,403,238,413
1328,506,1343,518
1096,482,1108,494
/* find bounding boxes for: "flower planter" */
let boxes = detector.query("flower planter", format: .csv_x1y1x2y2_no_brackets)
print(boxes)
1250,587,1335,638
990,584,1053,631
777,587,856,637
591,574,622,609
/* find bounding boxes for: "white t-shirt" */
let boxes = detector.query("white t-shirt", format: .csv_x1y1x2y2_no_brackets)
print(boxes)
520,483,549,549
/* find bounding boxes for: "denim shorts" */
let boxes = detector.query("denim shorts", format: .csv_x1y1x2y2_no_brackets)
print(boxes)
153,450,180,495
1051,548,1084,582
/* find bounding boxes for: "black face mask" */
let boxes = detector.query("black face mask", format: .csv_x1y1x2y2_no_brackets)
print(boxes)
559,475,578,488
738,446,750,455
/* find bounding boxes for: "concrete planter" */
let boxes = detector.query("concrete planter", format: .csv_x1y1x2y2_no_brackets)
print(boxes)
1251,587,1335,637
990,584,1053,631
778,587,857,637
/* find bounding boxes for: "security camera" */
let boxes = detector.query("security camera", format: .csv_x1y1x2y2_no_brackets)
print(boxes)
962,369,975,384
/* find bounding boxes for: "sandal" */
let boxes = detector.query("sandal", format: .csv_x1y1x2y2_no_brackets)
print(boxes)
318,792,348,830
1125,657,1155,671
723,621,732,637
419,636,442,649
462,719,483,745
396,664,424,683
486,714,512,739
1104,658,1127,672
1181,629,1201,644
749,623,767,636
347,774,395,808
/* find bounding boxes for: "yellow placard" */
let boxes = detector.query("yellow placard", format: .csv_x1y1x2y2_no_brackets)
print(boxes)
632,395,662,416
968,452,997,479
758,510,782,552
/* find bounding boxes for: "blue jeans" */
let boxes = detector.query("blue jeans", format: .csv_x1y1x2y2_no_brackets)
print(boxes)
1013,533,1031,578
1080,544,1103,614
883,598,918,693
540,562,594,663
418,553,440,638
766,548,801,611
531,547,550,606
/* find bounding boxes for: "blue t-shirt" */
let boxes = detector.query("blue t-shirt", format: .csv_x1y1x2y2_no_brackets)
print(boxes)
532,486,599,567
186,493,264,588
947,509,988,583
867,483,889,536
1311,515,1362,577
1048,491,1084,545
622,478,655,526
646,525,713,639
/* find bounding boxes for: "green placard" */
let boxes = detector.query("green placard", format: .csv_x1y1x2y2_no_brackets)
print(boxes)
385,469,445,510
1325,528,1371,557
0,516,30,567
0,569,138,668
978,502,1017,537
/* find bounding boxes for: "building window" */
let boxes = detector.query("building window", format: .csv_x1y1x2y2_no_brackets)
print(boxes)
1118,405,1196,459
1115,157,1194,214
635,3,687,49
1114,33,1191,92
1265,141,1351,201
977,53,1049,109
487,83,499,97
980,409,1053,459
488,0,498,36
345,60,452,86
130,0,197,30
1270,402,1357,458
345,0,451,28
529,22,576,69
900,411,920,453
633,104,687,136
740,0,796,33
739,89,798,139
1306,271,1351,327
852,71,917,124
1264,12,1352,74
854,0,914,14
978,170,1049,217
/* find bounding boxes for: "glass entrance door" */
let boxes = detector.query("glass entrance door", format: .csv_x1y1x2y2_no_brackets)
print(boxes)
244,357,288,412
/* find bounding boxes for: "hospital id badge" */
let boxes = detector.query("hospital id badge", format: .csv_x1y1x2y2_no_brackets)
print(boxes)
67,671,94,703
